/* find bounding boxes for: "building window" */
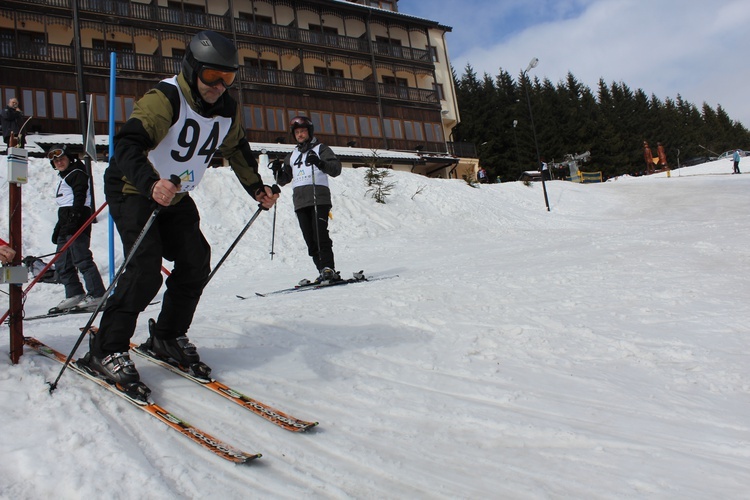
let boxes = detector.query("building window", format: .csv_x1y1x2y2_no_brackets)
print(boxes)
429,46,438,63
243,105,264,130
336,114,358,136
266,107,286,131
424,123,444,143
67,93,79,120
1,87,16,106
22,89,47,119
314,67,345,89
383,118,403,139
94,94,107,121
90,94,132,122
359,116,381,137
168,1,206,26
114,96,135,122
433,83,445,101
93,40,135,70
246,59,278,83
382,76,409,98
375,36,403,57
308,23,338,35
403,120,424,141
52,91,79,119
310,111,334,134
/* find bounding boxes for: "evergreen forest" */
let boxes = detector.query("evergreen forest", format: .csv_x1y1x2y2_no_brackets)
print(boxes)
452,64,750,182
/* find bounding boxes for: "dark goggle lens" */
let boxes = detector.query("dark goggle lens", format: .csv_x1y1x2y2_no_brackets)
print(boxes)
47,149,64,159
199,68,237,88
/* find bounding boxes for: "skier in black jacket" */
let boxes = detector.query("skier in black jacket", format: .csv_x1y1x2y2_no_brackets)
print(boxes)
48,145,105,312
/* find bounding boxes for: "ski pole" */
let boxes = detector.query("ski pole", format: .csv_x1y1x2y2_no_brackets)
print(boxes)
48,175,180,393
268,157,282,260
309,154,323,262
269,203,277,260
206,184,280,285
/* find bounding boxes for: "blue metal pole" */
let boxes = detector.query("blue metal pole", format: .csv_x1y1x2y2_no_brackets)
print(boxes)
108,51,117,283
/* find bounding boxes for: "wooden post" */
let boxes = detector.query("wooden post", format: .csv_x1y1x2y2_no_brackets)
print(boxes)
8,176,23,363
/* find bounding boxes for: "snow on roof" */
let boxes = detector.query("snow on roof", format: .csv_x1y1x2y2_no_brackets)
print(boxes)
10,134,453,163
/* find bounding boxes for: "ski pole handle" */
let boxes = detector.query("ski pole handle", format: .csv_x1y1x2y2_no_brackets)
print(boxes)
257,184,281,211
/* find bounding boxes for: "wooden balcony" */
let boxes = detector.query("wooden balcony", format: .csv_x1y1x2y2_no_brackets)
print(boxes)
33,0,433,64
1,39,438,105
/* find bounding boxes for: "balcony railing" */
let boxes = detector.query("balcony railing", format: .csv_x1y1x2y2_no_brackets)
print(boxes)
61,0,431,63
5,41,438,105
447,142,477,158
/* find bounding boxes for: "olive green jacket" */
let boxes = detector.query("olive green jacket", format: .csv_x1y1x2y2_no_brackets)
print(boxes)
104,72,263,203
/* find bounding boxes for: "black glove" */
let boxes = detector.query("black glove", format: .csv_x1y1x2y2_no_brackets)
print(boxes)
271,159,283,175
51,222,60,244
67,208,85,229
59,208,85,238
305,150,321,167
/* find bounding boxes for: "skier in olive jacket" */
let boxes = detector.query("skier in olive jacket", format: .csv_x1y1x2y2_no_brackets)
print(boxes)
85,30,279,390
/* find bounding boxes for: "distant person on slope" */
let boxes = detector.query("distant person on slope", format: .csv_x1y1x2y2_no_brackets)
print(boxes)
477,166,488,184
48,145,106,313
1,97,24,148
733,150,741,174
275,116,342,283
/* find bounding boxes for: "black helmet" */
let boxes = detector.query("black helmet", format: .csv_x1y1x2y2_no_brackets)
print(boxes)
47,144,68,168
182,31,239,89
290,116,314,137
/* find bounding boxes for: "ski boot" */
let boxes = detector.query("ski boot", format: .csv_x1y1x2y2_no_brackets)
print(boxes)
318,267,341,284
48,294,85,314
75,294,106,311
140,319,212,380
78,350,151,403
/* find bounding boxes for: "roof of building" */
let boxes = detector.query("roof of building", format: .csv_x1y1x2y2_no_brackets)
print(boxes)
330,0,453,31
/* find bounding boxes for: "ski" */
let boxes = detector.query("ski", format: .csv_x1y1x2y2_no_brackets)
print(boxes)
246,271,398,298
24,336,261,464
130,341,318,432
21,301,160,322
21,308,94,322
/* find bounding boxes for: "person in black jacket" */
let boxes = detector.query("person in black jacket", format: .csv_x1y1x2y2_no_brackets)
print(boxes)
275,116,342,282
48,145,105,312
1,97,24,148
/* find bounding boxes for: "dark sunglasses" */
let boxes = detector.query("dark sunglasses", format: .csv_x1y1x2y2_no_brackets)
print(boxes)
198,67,237,88
47,148,65,159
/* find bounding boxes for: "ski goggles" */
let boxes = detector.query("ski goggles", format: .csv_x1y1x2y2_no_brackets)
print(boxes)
198,67,237,88
47,148,65,159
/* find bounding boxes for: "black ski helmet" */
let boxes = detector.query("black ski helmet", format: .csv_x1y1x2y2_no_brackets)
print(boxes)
47,144,70,169
182,31,239,89
290,116,314,138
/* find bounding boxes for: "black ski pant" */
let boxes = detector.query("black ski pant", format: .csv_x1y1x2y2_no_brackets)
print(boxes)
296,204,334,272
92,194,210,357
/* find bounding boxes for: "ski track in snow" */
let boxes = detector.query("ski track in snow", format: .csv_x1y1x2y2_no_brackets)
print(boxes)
1,157,749,498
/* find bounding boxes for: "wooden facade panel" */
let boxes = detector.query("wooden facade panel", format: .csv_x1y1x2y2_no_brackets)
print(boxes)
0,0,452,155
